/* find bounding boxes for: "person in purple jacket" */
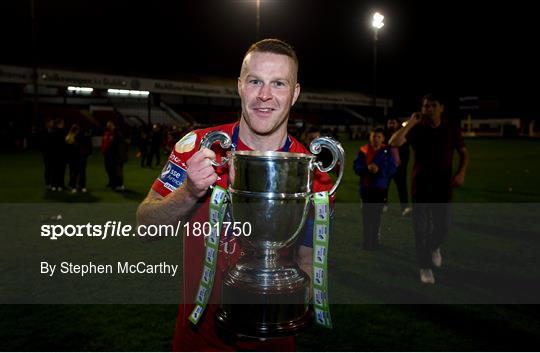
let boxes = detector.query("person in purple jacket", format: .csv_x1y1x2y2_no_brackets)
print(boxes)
353,127,398,250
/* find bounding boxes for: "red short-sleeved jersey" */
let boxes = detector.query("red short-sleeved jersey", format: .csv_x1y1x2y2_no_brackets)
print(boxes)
151,122,333,351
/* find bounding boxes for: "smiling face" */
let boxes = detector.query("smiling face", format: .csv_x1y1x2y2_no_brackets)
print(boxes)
238,51,300,137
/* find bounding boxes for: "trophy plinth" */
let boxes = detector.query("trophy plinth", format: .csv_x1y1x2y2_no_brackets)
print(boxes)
216,254,311,338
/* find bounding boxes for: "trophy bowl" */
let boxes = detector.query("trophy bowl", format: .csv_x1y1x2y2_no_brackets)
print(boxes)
228,150,315,250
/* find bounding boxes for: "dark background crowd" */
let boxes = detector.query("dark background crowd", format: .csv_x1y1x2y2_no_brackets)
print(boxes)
36,112,192,194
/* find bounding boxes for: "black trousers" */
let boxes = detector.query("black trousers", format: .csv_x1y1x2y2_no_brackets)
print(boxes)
104,156,124,188
391,165,409,209
51,157,66,188
79,157,87,188
147,147,161,167
412,203,451,268
42,153,53,187
68,156,88,189
384,164,409,210
361,188,386,249
140,148,149,167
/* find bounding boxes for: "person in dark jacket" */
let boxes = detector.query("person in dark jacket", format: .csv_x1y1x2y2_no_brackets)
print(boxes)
353,127,397,250
101,120,126,191
138,126,150,168
50,118,67,191
147,124,163,167
40,119,55,190
66,124,93,193
385,117,412,216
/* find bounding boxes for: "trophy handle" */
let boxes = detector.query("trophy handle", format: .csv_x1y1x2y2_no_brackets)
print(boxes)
199,131,232,167
310,136,345,196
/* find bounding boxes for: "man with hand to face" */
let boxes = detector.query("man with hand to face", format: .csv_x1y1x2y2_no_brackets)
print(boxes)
137,39,333,351
389,93,469,284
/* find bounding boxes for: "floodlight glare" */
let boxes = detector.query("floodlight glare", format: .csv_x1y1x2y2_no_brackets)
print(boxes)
107,89,149,96
372,12,385,29
67,86,94,93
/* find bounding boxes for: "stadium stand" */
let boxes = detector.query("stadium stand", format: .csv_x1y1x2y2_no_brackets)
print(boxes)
113,104,182,127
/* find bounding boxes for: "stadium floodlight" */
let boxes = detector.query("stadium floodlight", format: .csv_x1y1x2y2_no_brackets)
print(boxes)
256,0,261,40
370,11,384,121
67,86,94,93
371,12,384,118
107,89,150,97
372,12,384,30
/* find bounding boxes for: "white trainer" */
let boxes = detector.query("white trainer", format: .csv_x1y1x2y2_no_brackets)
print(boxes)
432,248,442,268
420,269,435,284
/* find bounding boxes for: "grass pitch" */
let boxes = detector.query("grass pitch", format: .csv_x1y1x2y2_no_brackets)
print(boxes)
1,136,540,350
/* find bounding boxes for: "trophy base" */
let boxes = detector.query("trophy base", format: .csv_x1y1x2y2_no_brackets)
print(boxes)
215,305,312,339
216,262,311,338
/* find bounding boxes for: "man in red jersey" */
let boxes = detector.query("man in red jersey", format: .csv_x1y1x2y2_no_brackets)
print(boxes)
137,38,333,351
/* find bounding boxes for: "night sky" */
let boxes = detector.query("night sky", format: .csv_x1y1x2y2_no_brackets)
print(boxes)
1,0,537,116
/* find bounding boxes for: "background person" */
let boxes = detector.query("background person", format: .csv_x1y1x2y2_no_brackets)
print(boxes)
101,120,127,191
385,117,412,216
50,117,67,191
389,93,469,284
353,127,397,250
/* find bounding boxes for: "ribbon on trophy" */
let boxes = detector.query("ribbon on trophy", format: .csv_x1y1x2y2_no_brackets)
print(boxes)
189,185,228,325
312,191,332,328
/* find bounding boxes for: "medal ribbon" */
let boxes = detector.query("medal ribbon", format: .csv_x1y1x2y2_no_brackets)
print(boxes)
188,185,228,325
312,191,332,328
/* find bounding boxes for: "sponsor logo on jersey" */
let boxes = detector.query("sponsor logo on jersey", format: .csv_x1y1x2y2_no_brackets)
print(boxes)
169,153,185,166
158,160,187,191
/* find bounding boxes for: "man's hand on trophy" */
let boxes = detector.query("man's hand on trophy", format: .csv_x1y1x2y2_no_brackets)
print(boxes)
185,148,219,198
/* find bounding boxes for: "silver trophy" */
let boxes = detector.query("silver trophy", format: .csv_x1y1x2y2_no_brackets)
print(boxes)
200,131,344,338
